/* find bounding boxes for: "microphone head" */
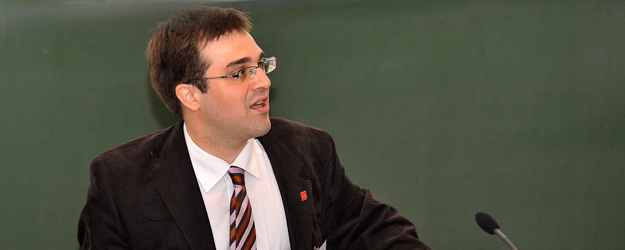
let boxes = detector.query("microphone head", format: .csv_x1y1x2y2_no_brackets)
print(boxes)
475,212,500,235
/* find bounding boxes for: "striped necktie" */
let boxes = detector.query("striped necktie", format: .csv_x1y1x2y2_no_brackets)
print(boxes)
228,166,257,250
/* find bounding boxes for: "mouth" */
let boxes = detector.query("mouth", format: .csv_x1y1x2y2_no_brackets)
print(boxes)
250,99,268,109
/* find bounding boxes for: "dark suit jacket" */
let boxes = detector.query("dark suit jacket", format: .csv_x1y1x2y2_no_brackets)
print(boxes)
78,117,430,250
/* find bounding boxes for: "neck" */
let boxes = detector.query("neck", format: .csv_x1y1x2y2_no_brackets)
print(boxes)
184,120,248,165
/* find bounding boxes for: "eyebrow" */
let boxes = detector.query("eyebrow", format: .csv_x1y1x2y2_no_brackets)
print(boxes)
224,52,265,71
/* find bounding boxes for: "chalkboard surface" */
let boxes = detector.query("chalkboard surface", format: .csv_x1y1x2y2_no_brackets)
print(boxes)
1,1,623,249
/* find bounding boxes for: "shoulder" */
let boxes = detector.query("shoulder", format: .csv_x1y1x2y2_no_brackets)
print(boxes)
263,117,337,158
92,122,182,170
268,117,333,143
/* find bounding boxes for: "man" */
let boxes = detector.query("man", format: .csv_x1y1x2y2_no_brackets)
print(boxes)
78,6,430,250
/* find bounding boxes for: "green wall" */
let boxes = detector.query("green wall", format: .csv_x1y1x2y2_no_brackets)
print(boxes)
2,0,624,249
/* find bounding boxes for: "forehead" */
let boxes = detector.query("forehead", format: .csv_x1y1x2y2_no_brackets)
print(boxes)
201,31,263,72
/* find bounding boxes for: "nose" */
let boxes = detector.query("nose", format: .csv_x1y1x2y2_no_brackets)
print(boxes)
251,66,271,91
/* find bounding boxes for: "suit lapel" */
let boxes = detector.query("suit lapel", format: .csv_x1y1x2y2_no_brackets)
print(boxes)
149,122,216,250
145,120,316,250
259,132,314,250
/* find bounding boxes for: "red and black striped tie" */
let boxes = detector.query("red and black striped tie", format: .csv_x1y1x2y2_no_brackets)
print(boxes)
228,166,257,250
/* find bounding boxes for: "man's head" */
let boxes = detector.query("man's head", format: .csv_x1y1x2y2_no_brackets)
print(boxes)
148,6,251,117
148,6,273,146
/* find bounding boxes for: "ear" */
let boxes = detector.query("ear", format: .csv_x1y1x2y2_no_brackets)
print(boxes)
175,83,202,112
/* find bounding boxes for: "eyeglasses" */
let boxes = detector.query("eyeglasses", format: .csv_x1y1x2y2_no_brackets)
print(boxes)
190,56,276,84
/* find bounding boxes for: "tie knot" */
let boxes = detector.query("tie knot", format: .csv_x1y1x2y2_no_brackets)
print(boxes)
228,166,246,186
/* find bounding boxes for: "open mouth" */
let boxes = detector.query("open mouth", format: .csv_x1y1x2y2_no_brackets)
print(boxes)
250,100,266,109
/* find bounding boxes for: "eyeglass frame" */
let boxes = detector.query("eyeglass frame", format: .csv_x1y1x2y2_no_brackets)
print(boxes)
188,56,276,84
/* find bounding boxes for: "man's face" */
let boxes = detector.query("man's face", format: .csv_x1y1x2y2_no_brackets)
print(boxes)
197,31,272,142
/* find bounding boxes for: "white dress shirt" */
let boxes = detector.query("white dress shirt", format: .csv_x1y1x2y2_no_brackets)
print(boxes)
184,124,291,250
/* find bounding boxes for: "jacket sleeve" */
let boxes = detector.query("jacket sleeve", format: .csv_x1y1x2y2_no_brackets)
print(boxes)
77,156,131,250
320,138,431,250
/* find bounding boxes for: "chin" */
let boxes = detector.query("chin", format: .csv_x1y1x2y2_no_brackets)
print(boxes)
260,119,272,135
251,118,272,138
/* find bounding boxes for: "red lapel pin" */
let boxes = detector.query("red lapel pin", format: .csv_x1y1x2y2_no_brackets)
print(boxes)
300,191,308,201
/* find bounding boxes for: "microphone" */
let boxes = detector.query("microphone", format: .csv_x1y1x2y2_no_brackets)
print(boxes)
475,212,518,250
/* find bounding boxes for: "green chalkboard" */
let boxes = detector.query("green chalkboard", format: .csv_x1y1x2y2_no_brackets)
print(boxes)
1,0,624,249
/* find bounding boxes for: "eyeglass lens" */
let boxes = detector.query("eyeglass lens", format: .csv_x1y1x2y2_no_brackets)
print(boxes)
237,57,276,83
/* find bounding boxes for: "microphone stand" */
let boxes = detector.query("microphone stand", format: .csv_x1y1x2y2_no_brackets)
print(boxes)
494,228,518,250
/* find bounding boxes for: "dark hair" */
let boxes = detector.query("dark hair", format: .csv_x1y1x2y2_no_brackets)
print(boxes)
147,6,252,117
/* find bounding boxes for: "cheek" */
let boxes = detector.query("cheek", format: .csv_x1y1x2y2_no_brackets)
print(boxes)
209,87,248,112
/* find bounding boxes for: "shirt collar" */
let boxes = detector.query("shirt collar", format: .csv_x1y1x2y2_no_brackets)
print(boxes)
183,124,260,193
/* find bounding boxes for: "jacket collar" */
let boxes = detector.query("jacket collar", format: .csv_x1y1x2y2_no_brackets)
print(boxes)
149,121,217,250
259,126,314,250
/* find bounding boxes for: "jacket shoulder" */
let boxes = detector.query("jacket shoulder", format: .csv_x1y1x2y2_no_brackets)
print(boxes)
268,117,333,143
264,117,337,162
92,122,182,169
